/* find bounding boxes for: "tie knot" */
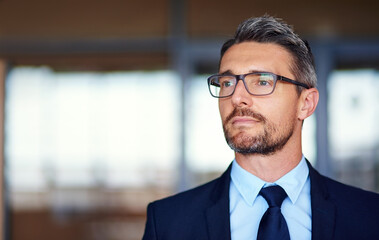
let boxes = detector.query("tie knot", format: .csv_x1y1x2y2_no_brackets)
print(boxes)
259,185,287,208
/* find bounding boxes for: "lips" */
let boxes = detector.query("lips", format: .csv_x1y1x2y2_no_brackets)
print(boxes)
231,116,260,125
225,107,266,126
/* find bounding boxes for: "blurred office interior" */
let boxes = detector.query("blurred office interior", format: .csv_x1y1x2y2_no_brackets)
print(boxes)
1,0,379,239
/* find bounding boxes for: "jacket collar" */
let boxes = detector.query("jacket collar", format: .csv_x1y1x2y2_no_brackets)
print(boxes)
205,163,232,240
205,160,337,240
307,160,336,240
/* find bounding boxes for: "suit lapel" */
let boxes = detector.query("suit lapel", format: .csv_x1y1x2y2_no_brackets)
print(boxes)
205,161,337,240
307,161,336,240
205,164,232,240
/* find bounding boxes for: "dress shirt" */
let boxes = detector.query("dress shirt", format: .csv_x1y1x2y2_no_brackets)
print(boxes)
229,156,311,240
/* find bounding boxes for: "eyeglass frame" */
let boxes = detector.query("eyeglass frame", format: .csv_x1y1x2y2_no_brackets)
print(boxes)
207,71,310,98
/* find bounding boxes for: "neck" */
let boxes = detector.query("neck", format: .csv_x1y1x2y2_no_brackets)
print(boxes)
235,136,303,182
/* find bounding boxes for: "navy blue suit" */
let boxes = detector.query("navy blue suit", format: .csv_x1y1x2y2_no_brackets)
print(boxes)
142,161,379,240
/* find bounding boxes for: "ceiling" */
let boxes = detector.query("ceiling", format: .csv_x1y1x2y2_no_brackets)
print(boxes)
0,0,378,69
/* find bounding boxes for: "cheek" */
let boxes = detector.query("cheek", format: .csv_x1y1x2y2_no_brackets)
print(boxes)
218,100,230,121
265,100,297,125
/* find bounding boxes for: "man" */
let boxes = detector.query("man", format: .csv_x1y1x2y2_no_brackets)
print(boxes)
142,15,379,240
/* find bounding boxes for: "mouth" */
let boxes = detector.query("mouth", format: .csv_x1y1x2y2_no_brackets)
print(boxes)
231,116,260,125
225,108,266,128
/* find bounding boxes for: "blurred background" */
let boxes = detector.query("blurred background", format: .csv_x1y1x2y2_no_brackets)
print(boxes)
0,0,379,239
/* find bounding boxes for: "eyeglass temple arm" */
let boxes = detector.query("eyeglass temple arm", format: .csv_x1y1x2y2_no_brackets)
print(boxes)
279,76,310,89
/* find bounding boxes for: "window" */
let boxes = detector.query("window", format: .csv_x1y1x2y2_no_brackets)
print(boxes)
328,69,379,191
6,66,181,240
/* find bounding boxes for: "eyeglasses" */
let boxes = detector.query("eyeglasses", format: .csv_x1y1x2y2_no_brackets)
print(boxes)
207,72,310,98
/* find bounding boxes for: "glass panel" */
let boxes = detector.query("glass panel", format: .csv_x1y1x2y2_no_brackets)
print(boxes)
303,114,317,165
328,69,379,192
6,66,180,240
187,75,234,185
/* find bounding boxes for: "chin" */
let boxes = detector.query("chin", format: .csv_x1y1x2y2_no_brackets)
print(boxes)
231,132,258,146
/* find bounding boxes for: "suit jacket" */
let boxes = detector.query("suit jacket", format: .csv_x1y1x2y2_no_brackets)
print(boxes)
142,161,379,240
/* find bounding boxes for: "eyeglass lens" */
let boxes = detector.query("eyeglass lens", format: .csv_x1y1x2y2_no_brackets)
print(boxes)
209,73,275,97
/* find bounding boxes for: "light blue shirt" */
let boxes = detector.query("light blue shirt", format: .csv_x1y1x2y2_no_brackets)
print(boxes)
229,156,312,240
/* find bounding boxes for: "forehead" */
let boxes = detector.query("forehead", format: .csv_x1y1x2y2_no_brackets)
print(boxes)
219,42,294,77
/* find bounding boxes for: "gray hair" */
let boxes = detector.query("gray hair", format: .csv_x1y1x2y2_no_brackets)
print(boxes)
220,15,317,93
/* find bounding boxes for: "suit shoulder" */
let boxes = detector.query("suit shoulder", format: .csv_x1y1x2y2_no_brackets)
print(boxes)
150,165,231,210
150,177,221,208
308,162,379,203
320,174,379,207
143,171,230,239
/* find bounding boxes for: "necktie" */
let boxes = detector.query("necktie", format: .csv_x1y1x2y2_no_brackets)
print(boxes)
257,185,290,240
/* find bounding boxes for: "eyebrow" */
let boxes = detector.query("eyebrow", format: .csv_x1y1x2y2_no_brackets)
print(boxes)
218,70,233,75
218,69,270,75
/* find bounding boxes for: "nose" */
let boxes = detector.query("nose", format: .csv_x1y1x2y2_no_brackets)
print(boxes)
231,79,253,107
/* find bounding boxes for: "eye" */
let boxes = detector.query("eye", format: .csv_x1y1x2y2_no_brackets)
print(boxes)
256,74,274,87
258,80,270,86
219,77,235,88
222,81,233,87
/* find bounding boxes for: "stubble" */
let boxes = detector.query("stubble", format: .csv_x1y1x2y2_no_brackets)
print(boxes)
223,107,294,155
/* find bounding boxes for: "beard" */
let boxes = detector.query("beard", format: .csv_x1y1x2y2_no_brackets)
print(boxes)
223,107,294,155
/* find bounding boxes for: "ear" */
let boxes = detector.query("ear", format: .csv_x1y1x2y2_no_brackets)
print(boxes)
297,88,319,120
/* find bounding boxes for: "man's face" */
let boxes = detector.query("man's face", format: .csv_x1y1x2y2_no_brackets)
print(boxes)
218,41,301,155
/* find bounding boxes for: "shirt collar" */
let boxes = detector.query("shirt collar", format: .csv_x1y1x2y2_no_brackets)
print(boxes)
274,156,309,204
231,160,266,207
230,156,309,206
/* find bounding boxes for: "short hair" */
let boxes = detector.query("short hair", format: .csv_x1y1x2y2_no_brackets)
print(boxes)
220,15,317,93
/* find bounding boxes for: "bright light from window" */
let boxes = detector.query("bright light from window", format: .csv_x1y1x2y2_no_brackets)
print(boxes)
6,67,180,190
187,75,234,172
329,69,379,159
